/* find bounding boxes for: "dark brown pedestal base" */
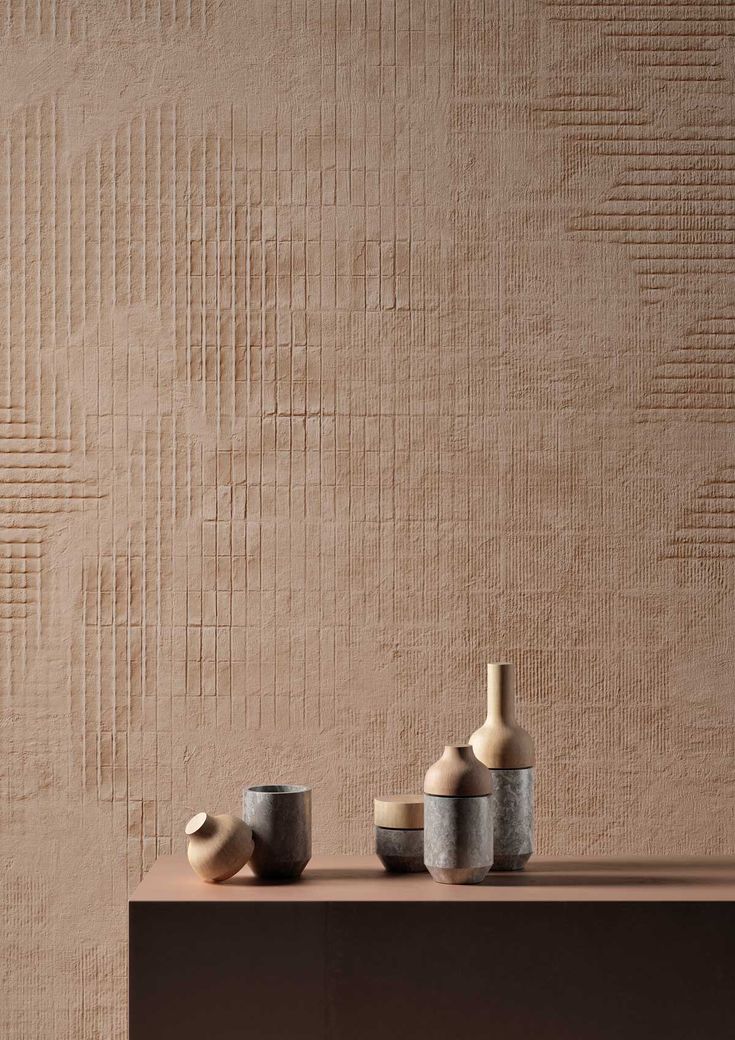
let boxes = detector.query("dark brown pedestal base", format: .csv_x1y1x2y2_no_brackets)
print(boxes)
129,855,735,1040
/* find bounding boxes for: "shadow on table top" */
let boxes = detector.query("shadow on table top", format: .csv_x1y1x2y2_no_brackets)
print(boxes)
220,858,732,889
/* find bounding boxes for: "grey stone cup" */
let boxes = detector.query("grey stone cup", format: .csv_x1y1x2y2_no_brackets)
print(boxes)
242,785,312,880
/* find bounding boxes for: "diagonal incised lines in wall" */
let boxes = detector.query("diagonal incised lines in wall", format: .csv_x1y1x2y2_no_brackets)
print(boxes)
564,135,735,297
645,315,735,416
540,4,735,295
666,468,735,558
545,1,735,80
540,0,735,568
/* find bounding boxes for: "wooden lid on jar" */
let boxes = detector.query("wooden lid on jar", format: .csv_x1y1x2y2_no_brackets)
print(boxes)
374,794,424,830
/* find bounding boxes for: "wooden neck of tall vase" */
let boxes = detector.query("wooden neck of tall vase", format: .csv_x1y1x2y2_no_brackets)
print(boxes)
469,663,534,769
488,661,516,722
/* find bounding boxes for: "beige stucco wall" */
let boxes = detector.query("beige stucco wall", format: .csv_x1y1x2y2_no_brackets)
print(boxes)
2,1,734,1035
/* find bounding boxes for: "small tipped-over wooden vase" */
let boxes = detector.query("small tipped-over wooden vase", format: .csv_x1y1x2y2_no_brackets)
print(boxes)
469,662,534,871
185,812,254,883
423,745,493,885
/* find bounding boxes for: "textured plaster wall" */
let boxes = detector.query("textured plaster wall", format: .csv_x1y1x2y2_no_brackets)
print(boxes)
2,1,734,1035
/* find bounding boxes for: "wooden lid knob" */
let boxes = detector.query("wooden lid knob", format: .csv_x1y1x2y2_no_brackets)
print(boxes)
374,794,424,829
185,811,214,837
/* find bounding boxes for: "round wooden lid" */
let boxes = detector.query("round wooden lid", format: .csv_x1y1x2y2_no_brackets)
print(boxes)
374,794,424,829
185,811,211,836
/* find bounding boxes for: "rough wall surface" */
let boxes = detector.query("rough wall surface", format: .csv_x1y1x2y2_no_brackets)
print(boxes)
1,1,734,1035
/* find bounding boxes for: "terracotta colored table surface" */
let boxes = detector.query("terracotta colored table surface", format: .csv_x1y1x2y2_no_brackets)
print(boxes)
131,854,735,903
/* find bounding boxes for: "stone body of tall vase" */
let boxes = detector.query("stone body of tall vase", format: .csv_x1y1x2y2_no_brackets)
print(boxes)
469,662,534,871
423,744,493,885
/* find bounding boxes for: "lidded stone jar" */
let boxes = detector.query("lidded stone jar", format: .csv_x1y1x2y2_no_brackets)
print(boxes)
374,794,426,873
423,744,493,885
469,662,534,871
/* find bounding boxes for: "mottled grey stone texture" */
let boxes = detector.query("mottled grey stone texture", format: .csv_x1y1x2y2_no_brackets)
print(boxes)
424,794,493,885
490,767,533,871
242,785,311,880
375,826,426,873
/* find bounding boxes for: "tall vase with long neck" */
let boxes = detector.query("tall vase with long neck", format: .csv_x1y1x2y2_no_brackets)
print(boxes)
469,663,534,871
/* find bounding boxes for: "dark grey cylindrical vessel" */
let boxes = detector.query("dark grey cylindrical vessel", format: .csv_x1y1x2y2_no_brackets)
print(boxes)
423,746,493,885
376,826,425,873
491,767,533,871
374,794,426,873
242,784,311,880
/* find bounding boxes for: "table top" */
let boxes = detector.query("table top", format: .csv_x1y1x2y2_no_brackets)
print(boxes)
131,854,735,903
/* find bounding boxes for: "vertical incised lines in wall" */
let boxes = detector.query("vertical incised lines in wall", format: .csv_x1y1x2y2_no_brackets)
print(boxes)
123,0,217,29
0,0,217,38
0,100,67,442
0,0,87,40
0,98,90,688
65,105,368,427
66,104,262,426
1,874,50,1033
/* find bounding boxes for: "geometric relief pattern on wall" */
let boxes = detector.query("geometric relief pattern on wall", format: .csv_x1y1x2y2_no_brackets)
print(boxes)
0,98,277,859
666,467,735,559
64,99,438,422
541,2,735,300
0,0,217,38
0,527,41,628
0,98,93,692
545,0,735,81
569,133,735,302
646,313,735,416
1,874,52,1038
539,1,735,568
16,15,460,902
533,112,735,302
0,0,88,39
5,6,735,1040
66,81,445,871
536,93,648,131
